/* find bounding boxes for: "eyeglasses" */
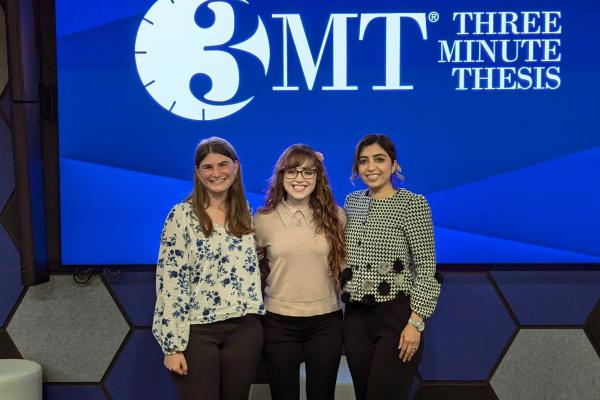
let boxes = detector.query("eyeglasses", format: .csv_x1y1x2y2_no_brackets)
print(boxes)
284,168,317,180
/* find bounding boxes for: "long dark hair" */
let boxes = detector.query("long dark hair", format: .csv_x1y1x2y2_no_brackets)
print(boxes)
351,134,404,182
187,137,253,237
260,144,346,289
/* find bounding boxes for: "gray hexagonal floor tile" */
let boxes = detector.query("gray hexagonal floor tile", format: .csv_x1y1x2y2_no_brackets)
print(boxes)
491,329,600,400
6,275,129,382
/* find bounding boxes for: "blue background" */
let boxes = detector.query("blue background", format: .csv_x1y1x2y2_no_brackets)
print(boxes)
56,0,600,265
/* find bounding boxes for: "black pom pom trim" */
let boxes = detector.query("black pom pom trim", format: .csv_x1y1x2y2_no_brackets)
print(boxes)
393,258,404,273
341,291,351,304
434,271,444,284
378,280,391,296
396,290,408,302
362,294,376,306
340,268,353,286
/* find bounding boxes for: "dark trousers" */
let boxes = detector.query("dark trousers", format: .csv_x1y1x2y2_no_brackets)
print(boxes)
263,310,343,400
343,296,423,400
172,315,263,400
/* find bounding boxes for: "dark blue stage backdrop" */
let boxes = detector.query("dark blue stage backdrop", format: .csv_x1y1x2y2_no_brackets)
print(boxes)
56,0,600,265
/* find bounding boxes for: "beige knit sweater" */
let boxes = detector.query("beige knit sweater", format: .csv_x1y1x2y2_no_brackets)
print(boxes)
254,201,345,317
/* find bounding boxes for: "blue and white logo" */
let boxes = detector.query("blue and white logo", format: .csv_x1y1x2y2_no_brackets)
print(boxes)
135,0,269,121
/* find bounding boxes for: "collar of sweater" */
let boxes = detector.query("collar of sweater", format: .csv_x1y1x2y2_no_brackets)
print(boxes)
277,200,314,228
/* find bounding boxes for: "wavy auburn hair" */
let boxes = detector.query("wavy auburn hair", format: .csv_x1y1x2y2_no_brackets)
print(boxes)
187,137,253,237
260,144,346,289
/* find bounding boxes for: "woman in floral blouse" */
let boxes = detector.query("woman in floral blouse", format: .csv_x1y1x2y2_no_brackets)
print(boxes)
152,137,265,400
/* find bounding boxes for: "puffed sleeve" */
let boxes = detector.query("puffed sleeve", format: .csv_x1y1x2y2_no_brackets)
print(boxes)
253,212,270,288
152,204,191,355
253,212,266,250
405,195,441,319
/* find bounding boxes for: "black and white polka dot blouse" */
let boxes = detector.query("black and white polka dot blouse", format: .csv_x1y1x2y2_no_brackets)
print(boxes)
342,189,441,319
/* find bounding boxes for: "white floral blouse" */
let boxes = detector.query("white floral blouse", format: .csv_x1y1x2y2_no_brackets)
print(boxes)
152,201,265,355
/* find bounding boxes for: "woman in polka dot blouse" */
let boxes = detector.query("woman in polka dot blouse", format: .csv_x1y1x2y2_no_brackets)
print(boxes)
341,134,442,400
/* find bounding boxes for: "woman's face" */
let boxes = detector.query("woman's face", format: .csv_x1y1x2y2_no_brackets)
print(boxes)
282,160,317,204
357,143,397,191
196,152,239,197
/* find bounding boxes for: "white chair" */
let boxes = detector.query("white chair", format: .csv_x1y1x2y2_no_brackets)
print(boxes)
0,359,42,400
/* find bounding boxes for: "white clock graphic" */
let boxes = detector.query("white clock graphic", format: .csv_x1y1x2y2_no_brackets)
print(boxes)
135,0,270,121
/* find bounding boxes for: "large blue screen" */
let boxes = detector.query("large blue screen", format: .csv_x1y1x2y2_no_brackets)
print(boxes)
56,0,600,265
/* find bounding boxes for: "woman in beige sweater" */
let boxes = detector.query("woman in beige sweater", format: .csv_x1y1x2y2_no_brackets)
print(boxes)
254,144,346,400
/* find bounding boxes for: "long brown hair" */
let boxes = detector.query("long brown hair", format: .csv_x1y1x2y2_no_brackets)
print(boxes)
260,144,346,289
187,137,253,237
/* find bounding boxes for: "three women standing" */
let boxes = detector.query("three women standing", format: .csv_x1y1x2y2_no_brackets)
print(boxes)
153,134,440,400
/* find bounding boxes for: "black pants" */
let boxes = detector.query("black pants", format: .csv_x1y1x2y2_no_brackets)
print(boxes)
343,296,423,400
263,310,343,400
172,314,263,400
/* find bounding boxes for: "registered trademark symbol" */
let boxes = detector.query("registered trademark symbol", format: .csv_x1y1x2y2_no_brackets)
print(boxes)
428,12,439,23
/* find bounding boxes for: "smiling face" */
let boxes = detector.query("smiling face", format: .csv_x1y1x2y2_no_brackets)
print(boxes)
195,152,239,198
357,143,398,192
282,160,317,205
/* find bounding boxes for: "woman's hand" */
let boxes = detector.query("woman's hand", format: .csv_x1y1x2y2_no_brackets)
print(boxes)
164,353,188,375
398,320,421,363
